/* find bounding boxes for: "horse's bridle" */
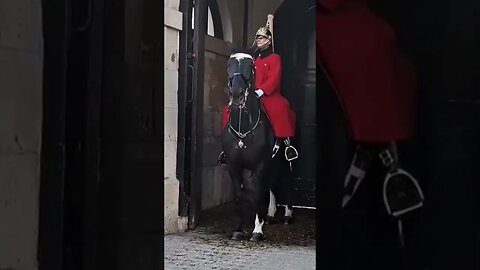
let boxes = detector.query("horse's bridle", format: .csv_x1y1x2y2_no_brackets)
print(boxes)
227,72,252,109
227,70,260,148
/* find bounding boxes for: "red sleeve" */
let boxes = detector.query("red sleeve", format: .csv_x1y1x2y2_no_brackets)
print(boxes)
257,54,282,96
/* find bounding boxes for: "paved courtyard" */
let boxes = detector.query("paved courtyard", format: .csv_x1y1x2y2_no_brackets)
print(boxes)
164,232,316,269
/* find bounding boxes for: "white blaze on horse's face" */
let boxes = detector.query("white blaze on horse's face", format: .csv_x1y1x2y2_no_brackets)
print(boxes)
227,53,254,101
230,53,253,62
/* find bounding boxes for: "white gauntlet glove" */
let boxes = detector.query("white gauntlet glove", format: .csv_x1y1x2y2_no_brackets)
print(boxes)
255,89,264,97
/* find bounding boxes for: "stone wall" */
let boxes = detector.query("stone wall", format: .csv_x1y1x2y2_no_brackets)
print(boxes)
164,0,185,234
0,0,43,269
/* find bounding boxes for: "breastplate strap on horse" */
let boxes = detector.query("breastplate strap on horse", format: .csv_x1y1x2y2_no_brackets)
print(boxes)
228,106,261,149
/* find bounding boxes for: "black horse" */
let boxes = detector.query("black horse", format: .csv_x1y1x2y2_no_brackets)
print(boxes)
222,48,276,241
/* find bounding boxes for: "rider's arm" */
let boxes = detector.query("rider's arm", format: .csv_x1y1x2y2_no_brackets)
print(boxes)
256,54,281,96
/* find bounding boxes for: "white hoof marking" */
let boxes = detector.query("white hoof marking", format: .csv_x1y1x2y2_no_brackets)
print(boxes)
253,214,264,234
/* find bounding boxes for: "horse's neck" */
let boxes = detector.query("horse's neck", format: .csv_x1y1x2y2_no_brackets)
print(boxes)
229,93,261,132
246,92,261,115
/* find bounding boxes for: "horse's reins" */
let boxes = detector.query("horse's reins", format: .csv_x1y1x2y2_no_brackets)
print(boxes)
227,72,260,149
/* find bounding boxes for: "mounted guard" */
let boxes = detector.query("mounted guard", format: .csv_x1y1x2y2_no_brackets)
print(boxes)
219,14,299,166
219,14,299,241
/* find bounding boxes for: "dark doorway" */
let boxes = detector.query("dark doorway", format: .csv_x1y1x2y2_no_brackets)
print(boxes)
39,0,165,269
275,0,317,207
39,0,104,269
369,1,480,269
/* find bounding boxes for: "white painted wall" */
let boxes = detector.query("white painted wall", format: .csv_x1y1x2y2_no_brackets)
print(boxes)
0,0,43,269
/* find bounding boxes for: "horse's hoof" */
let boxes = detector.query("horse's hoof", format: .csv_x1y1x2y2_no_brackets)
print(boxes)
265,215,276,225
250,233,264,242
231,231,245,241
283,216,293,225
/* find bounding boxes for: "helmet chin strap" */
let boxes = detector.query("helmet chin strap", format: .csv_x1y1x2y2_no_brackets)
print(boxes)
257,40,271,50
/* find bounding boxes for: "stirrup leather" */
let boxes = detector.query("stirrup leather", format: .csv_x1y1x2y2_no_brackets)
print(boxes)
272,140,281,158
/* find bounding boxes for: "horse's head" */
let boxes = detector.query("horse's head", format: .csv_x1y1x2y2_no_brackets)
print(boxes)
227,50,255,107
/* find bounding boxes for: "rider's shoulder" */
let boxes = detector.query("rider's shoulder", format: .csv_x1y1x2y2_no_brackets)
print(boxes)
269,53,281,61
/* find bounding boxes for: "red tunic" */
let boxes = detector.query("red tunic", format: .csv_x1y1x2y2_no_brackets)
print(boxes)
222,50,296,138
317,0,417,142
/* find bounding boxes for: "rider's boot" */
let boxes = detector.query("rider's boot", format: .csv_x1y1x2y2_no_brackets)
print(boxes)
271,140,281,158
217,151,227,165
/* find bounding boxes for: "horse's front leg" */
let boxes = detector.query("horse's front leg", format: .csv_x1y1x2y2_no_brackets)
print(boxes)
284,204,294,224
283,164,294,224
250,159,270,241
227,163,246,240
266,155,281,224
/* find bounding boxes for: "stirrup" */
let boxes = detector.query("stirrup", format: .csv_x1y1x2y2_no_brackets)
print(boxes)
284,138,299,162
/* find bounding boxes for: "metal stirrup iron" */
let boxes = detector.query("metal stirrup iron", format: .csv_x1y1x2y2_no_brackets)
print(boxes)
283,138,299,171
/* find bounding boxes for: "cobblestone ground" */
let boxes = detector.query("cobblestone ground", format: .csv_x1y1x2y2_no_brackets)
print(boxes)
164,204,316,269
164,233,316,270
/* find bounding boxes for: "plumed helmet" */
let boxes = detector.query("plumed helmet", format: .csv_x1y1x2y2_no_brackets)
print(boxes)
255,26,272,40
255,14,275,51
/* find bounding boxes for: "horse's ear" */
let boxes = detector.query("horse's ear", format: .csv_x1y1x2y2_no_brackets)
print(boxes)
228,42,244,55
227,41,236,54
247,45,257,57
